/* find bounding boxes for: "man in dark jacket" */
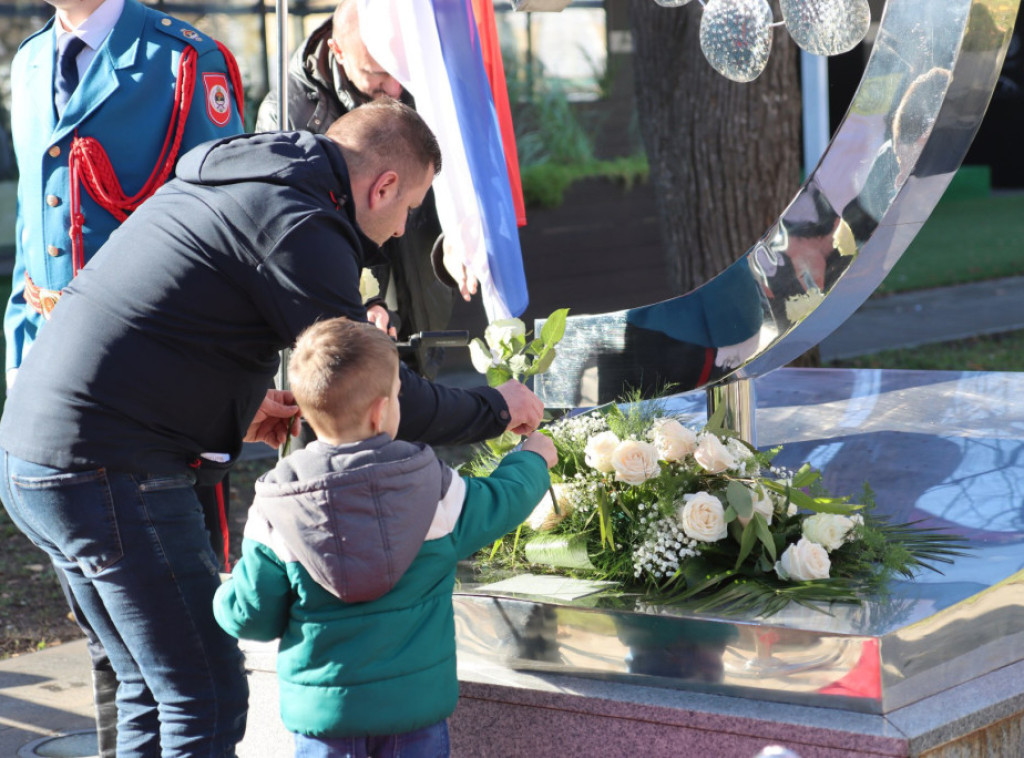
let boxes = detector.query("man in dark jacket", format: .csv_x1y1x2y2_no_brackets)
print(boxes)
257,0,469,378
0,99,541,757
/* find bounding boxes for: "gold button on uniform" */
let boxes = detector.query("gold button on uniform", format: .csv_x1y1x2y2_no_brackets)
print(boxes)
47,245,61,257
46,195,60,207
161,18,172,26
48,145,61,158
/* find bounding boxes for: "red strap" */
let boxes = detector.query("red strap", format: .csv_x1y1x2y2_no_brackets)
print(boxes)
66,39,245,276
216,41,245,120
215,481,231,572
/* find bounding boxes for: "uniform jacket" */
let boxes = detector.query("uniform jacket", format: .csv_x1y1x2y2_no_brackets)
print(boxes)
256,18,453,377
213,438,551,737
0,131,510,475
7,0,244,370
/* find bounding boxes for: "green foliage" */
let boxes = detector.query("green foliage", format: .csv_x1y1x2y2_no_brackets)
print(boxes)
520,155,650,209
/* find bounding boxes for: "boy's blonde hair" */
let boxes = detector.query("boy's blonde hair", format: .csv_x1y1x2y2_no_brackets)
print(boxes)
288,318,399,439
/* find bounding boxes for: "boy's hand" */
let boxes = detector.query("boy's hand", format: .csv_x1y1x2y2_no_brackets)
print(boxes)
521,432,557,469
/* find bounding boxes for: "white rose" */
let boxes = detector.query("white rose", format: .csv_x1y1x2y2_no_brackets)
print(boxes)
677,492,728,543
652,418,697,462
584,431,620,473
610,440,660,485
693,433,737,474
775,537,831,581
802,513,856,552
736,486,774,527
485,318,526,351
526,484,576,531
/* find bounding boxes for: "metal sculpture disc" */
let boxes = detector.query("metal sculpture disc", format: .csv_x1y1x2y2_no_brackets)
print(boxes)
535,0,1020,409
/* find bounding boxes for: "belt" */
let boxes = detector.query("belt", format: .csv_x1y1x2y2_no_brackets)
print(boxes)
24,272,62,319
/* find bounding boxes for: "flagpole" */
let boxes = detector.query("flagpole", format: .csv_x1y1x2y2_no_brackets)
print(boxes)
275,0,289,130
275,0,292,457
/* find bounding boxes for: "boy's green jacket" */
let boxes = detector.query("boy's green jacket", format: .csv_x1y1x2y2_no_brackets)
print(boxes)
213,437,550,738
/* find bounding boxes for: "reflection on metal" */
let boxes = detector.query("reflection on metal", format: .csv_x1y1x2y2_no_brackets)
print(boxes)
535,0,1020,421
455,369,1024,713
707,377,756,445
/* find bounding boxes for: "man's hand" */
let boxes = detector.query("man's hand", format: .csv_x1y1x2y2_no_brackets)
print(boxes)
495,380,543,435
521,432,557,469
442,236,478,302
244,389,301,448
366,304,397,338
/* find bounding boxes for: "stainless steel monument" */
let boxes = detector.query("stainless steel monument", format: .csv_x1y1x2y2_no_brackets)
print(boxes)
449,1,1024,755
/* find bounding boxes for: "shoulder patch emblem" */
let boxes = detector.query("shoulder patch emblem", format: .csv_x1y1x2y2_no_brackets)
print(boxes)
203,72,232,127
181,28,203,42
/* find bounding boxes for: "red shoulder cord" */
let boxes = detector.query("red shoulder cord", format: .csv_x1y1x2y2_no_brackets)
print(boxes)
67,41,245,276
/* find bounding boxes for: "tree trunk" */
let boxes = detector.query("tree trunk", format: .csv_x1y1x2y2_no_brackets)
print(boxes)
627,0,803,296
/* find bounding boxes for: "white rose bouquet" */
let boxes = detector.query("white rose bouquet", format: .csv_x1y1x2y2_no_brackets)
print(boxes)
468,396,968,616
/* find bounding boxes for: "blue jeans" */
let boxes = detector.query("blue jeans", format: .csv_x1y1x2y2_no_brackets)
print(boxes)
293,721,450,758
0,452,248,757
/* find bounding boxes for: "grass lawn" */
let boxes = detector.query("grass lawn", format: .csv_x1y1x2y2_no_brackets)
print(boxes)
877,193,1024,294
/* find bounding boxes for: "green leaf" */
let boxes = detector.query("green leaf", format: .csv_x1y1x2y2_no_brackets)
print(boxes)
705,402,727,434
486,365,513,387
726,480,753,520
734,518,758,570
540,308,569,347
468,338,493,374
752,513,777,562
597,488,615,550
527,348,557,377
524,533,596,570
791,463,819,489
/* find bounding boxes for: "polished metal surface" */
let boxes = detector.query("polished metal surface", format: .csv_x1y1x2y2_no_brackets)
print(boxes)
707,377,757,444
455,369,1024,714
535,0,1020,409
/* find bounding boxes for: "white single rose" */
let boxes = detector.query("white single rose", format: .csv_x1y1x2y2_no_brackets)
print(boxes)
736,486,774,527
802,513,856,552
677,492,728,543
652,418,697,462
468,338,499,373
584,431,620,473
485,318,526,351
610,439,660,485
526,484,577,531
693,433,737,474
775,537,831,581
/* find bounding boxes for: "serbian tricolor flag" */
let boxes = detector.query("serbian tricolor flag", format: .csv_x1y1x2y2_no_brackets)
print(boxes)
358,0,528,320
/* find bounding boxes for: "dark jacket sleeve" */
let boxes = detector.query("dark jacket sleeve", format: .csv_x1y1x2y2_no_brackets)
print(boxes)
396,364,509,445
261,213,511,445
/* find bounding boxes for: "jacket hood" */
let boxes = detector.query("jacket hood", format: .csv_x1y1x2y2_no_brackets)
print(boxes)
252,435,452,603
175,130,348,193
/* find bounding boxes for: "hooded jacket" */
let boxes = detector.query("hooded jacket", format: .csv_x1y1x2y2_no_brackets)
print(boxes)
255,17,454,378
0,131,508,475
213,439,551,738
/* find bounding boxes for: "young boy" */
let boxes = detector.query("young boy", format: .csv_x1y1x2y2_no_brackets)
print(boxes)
213,317,556,757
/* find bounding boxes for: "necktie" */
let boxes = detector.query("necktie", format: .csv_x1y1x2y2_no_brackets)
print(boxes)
54,35,87,119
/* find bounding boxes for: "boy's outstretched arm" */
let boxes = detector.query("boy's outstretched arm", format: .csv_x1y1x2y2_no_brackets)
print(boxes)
453,432,557,558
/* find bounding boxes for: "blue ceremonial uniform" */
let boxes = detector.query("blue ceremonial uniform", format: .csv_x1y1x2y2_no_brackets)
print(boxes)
6,0,244,372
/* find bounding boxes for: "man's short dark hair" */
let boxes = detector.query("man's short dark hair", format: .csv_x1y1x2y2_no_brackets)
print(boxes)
326,98,442,183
